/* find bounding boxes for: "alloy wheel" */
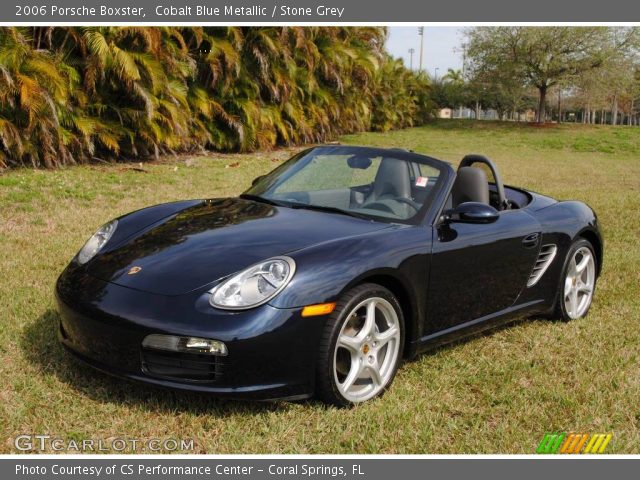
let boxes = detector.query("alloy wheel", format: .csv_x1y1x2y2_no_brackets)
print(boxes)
564,246,596,319
333,297,401,403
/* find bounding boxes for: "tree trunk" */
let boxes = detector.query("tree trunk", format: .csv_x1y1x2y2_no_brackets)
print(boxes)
557,90,562,123
59,30,71,53
612,95,618,126
475,101,480,120
537,86,547,123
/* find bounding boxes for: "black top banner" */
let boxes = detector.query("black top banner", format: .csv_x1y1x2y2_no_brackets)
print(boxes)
6,0,640,22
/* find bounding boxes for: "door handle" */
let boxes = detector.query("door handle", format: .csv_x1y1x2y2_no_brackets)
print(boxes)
522,233,540,249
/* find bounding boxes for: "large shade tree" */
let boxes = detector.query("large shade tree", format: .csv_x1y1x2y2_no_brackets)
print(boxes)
465,27,638,123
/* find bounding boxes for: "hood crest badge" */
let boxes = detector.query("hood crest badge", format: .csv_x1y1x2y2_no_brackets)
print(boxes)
127,266,142,275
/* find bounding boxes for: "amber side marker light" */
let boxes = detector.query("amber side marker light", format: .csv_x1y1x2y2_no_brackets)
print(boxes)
302,302,336,317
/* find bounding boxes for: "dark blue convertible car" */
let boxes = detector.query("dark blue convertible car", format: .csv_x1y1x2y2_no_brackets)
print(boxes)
56,146,602,406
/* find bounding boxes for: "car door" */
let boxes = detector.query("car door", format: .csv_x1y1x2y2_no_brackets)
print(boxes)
425,208,541,335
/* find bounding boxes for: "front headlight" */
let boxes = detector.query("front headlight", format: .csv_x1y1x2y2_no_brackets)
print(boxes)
77,220,118,265
209,256,296,310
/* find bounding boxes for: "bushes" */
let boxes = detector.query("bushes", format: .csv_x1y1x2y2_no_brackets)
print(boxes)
0,27,433,168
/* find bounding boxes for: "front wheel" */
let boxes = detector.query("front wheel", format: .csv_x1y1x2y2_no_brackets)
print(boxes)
316,284,404,406
553,238,597,321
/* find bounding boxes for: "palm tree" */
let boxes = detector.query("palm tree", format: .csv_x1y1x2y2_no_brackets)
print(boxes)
443,68,464,84
443,68,466,118
0,27,434,168
0,28,70,167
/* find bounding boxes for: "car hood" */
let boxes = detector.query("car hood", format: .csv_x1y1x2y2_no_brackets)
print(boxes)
87,197,390,295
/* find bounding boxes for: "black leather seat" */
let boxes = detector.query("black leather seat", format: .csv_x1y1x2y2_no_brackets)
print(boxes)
451,166,490,207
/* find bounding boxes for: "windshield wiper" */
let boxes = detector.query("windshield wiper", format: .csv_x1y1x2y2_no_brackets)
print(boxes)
241,194,370,220
287,202,370,220
239,193,287,207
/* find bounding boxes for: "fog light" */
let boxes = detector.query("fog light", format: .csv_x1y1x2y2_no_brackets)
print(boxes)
142,334,228,356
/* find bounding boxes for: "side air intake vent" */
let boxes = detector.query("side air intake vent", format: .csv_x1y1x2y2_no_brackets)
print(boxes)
527,244,558,287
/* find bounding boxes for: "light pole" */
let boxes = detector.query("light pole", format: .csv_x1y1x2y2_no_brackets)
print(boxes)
434,67,439,81
462,44,467,77
408,48,415,70
417,27,424,72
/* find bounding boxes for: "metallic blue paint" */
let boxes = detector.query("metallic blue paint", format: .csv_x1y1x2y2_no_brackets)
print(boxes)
55,146,603,399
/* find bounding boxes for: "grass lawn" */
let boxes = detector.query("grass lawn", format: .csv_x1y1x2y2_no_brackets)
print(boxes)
1,120,639,454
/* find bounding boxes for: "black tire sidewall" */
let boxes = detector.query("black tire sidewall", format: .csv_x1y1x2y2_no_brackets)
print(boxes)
316,283,405,407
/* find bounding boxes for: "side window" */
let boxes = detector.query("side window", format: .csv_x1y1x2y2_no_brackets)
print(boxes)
419,164,442,179
445,192,453,211
411,162,442,203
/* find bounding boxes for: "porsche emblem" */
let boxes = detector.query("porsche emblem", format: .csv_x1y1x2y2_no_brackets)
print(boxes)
127,266,142,275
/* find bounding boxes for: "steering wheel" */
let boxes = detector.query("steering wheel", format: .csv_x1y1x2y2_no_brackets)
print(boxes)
394,197,421,212
360,201,396,214
362,197,420,216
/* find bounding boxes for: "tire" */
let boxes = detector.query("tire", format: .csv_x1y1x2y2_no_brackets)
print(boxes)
316,283,404,407
552,238,598,321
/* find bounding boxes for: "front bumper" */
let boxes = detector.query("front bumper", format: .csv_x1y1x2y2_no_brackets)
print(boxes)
55,266,326,400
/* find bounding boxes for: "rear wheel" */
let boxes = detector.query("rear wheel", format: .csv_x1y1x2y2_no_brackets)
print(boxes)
316,284,404,406
553,238,597,321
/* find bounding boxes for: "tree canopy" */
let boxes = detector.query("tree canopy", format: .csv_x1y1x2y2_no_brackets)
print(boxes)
465,27,639,122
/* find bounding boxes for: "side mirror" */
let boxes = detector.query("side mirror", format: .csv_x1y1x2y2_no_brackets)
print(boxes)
443,202,499,224
251,175,265,186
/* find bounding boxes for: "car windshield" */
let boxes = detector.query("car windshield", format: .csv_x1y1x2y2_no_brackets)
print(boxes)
243,147,446,223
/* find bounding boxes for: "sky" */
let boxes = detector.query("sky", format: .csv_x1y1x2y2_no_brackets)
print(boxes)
385,27,465,79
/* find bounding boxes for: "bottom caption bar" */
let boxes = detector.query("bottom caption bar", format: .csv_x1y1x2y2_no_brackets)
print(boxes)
3,458,635,480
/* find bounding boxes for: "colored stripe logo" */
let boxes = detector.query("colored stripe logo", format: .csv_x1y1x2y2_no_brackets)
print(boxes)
536,433,612,454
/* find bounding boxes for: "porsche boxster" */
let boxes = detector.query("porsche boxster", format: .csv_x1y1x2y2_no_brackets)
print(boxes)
56,146,602,405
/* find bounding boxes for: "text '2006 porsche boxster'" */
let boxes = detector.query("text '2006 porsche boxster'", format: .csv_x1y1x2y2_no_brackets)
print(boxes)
56,146,602,406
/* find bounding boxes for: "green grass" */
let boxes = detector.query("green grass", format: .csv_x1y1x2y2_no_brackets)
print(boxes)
1,120,639,454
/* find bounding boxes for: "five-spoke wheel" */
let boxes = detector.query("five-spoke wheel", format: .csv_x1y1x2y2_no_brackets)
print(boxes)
554,238,598,321
317,284,404,406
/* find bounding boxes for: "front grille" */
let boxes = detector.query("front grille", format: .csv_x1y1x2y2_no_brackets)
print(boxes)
141,349,224,383
527,244,558,287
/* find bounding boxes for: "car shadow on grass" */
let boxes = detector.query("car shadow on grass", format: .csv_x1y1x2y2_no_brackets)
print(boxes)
20,309,306,416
